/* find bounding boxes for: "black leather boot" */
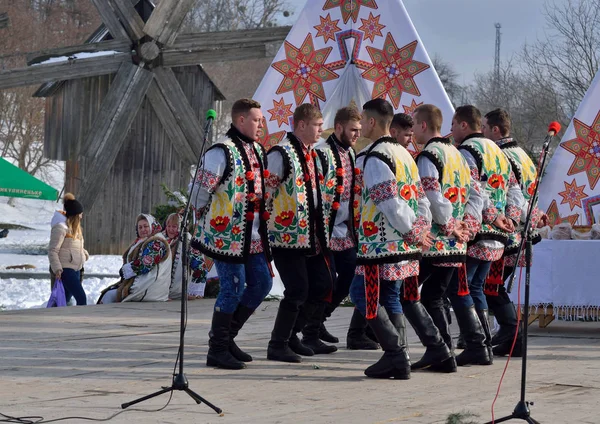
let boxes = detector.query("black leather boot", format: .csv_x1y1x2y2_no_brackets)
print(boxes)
491,302,522,357
229,304,255,362
302,303,338,354
425,303,453,351
206,311,246,370
403,301,454,372
347,308,380,350
477,309,494,364
364,308,410,379
319,322,339,343
453,305,492,366
267,307,302,363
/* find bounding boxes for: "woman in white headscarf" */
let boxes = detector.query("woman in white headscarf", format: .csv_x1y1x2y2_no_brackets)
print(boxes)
98,214,171,304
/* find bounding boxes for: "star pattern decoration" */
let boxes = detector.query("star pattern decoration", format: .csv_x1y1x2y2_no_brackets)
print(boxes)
358,13,385,42
271,34,340,107
267,97,294,128
314,14,341,43
546,199,580,227
402,99,423,115
361,34,430,109
560,110,600,190
558,178,588,210
257,117,286,150
323,0,378,24
407,141,422,158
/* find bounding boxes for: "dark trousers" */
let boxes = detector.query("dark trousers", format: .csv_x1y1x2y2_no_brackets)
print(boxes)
486,266,515,308
61,268,87,305
325,248,357,316
274,252,334,330
419,261,457,310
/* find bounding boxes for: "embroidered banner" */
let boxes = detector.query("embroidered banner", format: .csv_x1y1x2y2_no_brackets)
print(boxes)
252,0,454,156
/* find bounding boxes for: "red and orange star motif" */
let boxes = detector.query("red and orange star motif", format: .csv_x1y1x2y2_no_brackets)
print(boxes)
257,117,286,150
560,110,600,189
314,14,341,43
403,99,423,115
359,13,385,42
271,34,339,107
546,199,580,227
558,178,588,210
323,0,378,24
361,34,430,109
267,98,294,128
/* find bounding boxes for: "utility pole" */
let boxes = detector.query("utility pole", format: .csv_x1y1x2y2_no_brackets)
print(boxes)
494,23,501,98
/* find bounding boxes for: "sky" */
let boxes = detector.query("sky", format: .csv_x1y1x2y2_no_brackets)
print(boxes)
280,0,562,85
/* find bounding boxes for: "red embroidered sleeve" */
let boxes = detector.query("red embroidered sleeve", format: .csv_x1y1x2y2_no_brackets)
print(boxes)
421,176,440,192
369,180,398,205
463,213,481,238
404,216,429,245
506,204,521,223
438,216,457,237
483,206,499,224
195,168,220,194
265,173,281,189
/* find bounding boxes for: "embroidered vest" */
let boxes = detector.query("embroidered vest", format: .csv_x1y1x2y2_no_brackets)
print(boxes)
501,140,539,254
418,139,471,263
316,135,357,240
194,138,270,263
267,135,328,254
356,138,422,265
459,136,511,244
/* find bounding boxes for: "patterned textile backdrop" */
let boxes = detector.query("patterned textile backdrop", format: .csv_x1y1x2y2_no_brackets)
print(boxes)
538,70,600,226
252,0,454,156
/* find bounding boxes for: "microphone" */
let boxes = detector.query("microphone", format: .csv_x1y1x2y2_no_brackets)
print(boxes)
204,109,217,135
543,121,561,148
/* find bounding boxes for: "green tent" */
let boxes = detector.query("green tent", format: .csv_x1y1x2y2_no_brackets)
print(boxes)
0,158,59,201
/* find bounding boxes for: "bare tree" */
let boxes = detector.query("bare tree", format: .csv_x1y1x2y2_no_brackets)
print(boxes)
432,54,467,107
521,0,600,116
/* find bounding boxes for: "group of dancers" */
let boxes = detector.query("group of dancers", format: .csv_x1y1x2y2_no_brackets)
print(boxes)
190,97,547,379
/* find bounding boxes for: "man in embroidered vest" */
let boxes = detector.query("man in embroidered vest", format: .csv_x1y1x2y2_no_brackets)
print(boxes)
349,98,433,379
482,108,549,357
191,98,273,370
390,113,415,149
312,106,379,350
448,105,525,366
403,104,485,372
265,103,336,363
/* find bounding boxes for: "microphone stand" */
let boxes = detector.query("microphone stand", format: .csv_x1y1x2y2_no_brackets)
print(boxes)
122,115,222,415
484,130,558,424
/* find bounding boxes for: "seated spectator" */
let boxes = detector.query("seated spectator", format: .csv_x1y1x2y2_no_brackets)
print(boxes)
0,228,8,238
163,213,207,300
98,214,171,304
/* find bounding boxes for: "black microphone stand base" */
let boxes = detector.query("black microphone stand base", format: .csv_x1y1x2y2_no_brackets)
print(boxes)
121,373,223,415
485,400,539,424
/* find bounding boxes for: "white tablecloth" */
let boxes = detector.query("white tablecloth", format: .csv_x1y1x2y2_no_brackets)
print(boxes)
508,240,600,320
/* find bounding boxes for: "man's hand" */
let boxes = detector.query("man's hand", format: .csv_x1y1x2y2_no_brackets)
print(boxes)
537,212,549,228
493,214,514,232
419,232,435,251
452,220,472,242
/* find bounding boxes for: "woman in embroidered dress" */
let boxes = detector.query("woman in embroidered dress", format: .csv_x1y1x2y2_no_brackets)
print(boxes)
163,213,207,300
98,214,171,304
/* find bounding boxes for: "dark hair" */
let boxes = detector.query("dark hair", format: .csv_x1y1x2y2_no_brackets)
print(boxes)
334,106,362,127
485,108,511,136
293,103,323,125
362,98,394,129
231,98,261,120
454,105,482,131
413,104,443,132
391,113,414,131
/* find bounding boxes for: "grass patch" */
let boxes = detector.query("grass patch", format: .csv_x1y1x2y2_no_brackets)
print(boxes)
446,411,480,424
0,223,34,230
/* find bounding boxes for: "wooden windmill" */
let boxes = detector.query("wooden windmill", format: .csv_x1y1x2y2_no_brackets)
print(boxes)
0,0,289,253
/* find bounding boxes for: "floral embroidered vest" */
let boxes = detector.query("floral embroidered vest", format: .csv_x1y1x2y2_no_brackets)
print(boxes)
316,134,357,241
267,134,328,254
356,137,422,265
459,136,511,244
194,137,270,263
418,138,471,263
500,139,539,254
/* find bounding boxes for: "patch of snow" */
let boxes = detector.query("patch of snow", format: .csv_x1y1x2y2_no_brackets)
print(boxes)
31,50,123,66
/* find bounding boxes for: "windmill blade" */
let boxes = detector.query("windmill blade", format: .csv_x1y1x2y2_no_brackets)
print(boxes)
78,63,154,208
0,53,129,90
90,0,130,40
109,0,146,41
26,39,132,65
0,12,9,29
152,67,204,158
146,80,198,160
143,0,197,47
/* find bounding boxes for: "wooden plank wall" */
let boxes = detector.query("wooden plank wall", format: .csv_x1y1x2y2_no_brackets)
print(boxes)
54,65,219,254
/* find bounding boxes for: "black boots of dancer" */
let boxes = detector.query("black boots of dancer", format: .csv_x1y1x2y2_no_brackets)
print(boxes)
363,308,410,379
267,307,303,363
229,304,255,362
347,308,380,350
207,311,246,370
301,303,338,354
453,305,493,366
490,302,522,357
477,309,494,363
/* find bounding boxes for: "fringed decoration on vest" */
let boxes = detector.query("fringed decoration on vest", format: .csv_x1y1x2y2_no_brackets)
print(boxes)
364,264,380,319
457,263,470,296
402,275,420,301
484,258,505,297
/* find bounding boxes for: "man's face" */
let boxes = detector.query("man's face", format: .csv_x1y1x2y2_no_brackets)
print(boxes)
451,116,467,145
238,108,264,140
137,219,151,238
482,117,495,140
411,114,428,145
302,118,324,145
360,113,374,139
338,120,361,148
391,126,414,148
